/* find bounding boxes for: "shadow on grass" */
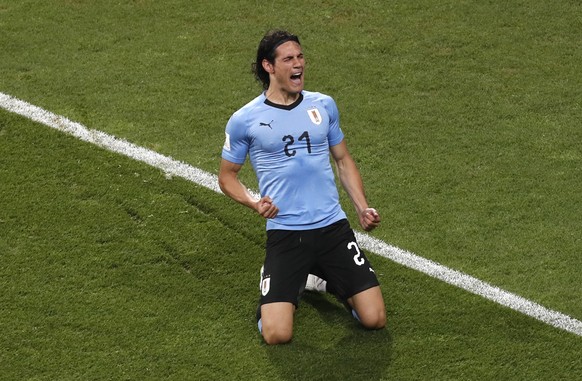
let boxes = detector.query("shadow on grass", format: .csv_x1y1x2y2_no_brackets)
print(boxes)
264,292,393,381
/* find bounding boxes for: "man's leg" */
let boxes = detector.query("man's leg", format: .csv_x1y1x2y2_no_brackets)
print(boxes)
312,220,385,329
347,286,386,329
304,272,386,330
259,302,295,345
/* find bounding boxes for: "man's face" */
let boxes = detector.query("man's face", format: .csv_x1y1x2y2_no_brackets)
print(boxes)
265,41,305,95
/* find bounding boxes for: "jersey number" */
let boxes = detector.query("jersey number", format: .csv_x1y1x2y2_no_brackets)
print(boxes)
348,241,365,266
282,131,312,157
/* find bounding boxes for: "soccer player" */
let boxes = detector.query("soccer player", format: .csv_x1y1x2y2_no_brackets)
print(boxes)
218,29,386,345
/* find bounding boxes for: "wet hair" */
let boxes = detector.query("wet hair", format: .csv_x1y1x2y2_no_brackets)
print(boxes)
252,29,301,90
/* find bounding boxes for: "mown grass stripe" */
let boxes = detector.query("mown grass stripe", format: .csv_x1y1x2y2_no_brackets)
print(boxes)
2,91,580,337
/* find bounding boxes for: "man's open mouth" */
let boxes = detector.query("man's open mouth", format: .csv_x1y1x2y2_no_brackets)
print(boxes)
291,72,302,80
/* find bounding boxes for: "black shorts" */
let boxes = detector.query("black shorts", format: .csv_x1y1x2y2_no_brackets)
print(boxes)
259,219,380,307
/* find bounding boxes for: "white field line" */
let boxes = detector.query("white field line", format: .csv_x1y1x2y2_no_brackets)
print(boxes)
2,91,581,338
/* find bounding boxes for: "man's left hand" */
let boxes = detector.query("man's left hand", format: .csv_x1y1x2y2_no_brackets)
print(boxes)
360,208,381,232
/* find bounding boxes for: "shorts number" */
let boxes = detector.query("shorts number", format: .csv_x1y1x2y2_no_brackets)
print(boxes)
348,241,365,266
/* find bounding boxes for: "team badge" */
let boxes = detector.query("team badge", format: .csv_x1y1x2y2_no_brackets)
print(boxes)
307,107,322,125
261,276,271,296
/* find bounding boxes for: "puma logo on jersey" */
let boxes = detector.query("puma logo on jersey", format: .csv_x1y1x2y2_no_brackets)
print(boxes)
259,120,274,129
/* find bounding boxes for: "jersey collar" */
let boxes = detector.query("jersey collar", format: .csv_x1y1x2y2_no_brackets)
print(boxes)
263,93,304,111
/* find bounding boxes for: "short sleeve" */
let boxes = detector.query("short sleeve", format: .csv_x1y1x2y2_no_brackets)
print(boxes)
221,112,249,164
323,96,344,147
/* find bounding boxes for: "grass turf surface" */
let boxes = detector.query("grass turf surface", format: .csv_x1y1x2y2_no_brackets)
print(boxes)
1,0,581,379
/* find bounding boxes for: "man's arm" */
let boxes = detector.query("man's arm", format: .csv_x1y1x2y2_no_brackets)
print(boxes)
330,140,380,231
218,158,279,219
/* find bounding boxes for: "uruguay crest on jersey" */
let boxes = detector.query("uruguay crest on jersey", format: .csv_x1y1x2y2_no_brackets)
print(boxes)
261,276,270,296
307,107,322,125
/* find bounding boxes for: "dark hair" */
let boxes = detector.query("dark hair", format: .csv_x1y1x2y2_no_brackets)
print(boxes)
252,30,301,90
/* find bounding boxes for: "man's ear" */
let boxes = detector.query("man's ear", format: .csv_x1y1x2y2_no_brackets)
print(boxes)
262,59,274,74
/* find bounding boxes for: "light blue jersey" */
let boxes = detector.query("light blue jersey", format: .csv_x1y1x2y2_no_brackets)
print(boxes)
222,91,347,230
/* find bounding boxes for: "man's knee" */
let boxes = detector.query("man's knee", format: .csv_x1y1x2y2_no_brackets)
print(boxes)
260,302,295,345
350,286,386,330
358,307,386,330
261,323,293,345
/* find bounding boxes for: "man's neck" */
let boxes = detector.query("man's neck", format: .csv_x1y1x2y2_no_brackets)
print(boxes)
264,89,301,106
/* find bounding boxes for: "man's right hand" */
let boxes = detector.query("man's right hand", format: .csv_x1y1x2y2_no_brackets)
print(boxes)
256,196,279,219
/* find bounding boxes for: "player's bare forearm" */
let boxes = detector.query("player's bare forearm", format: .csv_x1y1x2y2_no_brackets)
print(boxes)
218,159,279,218
338,159,368,213
331,141,368,212
331,141,381,231
219,159,258,209
339,164,381,230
